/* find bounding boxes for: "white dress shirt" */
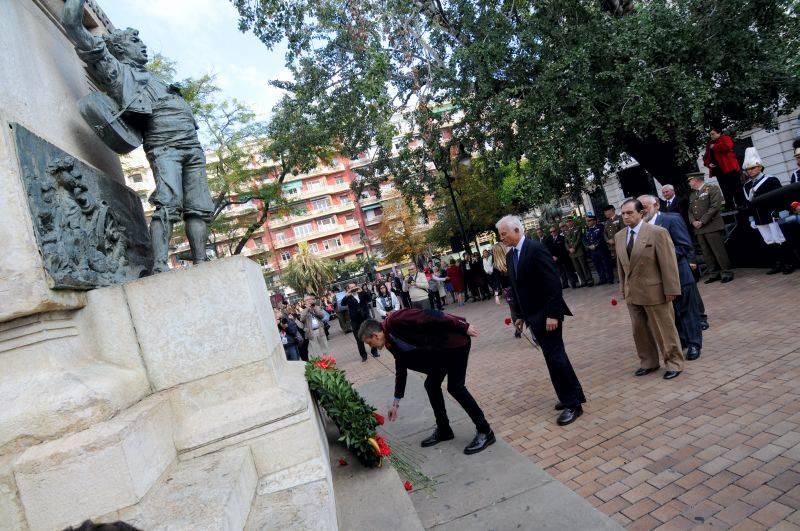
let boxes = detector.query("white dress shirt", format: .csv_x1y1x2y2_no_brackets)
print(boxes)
627,219,645,245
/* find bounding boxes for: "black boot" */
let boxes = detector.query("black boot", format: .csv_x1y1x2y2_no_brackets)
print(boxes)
421,427,455,447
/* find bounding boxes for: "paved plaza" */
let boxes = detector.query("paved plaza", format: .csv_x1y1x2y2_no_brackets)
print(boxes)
326,269,800,530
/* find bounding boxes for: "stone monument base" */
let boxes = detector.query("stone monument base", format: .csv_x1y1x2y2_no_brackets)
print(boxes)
0,257,337,530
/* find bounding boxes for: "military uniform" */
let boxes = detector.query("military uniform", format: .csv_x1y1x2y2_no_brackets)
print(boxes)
688,180,733,281
564,223,593,286
583,220,614,284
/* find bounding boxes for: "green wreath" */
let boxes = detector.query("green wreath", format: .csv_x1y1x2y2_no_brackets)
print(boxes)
305,356,390,467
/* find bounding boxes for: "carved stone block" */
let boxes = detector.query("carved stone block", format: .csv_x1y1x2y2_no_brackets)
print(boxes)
14,124,153,288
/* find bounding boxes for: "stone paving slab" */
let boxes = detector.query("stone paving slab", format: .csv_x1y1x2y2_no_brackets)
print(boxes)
358,374,621,530
325,268,800,529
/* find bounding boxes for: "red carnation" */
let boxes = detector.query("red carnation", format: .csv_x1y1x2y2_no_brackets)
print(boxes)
611,298,618,306
338,458,348,466
404,480,412,492
373,412,385,425
374,434,391,456
504,317,512,326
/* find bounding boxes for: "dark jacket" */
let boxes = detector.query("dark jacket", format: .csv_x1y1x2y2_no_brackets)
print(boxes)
744,174,784,225
381,308,471,398
341,290,373,325
652,212,695,287
543,234,570,263
660,195,689,226
507,237,572,326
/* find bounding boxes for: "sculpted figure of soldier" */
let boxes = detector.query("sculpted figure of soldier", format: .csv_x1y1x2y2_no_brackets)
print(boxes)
63,0,214,273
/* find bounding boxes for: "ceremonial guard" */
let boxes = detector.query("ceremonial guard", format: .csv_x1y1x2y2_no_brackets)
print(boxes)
583,215,614,284
742,148,795,274
564,219,594,286
687,172,734,283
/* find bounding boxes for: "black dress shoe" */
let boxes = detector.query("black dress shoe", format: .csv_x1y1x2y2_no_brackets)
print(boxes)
700,319,709,331
557,406,582,426
555,402,565,411
635,367,659,376
704,275,721,284
663,370,681,380
372,352,380,358
421,428,455,448
721,275,734,283
464,430,496,455
361,357,368,363
766,267,781,275
686,346,701,361
784,265,796,274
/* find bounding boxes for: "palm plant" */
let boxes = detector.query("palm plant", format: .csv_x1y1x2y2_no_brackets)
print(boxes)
282,242,336,297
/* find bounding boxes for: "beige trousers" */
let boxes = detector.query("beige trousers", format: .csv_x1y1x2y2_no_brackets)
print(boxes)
627,302,685,372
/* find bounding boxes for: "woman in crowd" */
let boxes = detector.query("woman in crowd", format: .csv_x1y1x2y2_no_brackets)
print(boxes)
492,242,522,338
433,265,450,307
375,283,400,319
446,258,465,306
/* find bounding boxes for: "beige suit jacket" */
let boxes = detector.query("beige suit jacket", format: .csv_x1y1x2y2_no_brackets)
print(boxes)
615,222,681,306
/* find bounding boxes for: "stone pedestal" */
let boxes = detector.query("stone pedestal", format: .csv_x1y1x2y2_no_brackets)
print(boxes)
1,257,337,530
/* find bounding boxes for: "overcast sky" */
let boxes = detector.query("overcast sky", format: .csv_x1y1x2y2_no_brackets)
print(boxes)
100,0,289,119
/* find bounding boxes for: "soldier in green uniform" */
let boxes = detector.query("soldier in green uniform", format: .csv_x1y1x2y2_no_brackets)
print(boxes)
602,205,624,282
564,218,594,286
687,172,734,283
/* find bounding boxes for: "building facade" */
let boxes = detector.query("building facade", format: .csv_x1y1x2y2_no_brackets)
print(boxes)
121,147,400,284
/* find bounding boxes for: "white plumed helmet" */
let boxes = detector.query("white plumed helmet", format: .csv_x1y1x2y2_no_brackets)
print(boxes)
742,147,763,170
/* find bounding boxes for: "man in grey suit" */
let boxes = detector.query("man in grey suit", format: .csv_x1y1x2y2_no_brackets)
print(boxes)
616,199,685,380
639,196,703,361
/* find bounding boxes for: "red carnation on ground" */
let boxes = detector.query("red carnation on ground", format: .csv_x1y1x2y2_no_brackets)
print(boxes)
338,458,348,466
404,480,413,492
611,298,618,306
373,412,385,425
504,317,512,326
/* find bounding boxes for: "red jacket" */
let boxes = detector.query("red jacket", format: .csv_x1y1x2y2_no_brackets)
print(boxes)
703,135,740,176
382,308,471,398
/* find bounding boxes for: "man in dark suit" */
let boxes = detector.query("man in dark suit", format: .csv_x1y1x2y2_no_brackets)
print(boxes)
341,282,379,362
358,309,495,455
660,184,690,226
496,215,586,426
640,195,703,361
543,225,578,288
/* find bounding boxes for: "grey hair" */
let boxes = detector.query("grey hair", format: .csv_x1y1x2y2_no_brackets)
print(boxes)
637,194,659,206
661,184,675,193
496,215,523,232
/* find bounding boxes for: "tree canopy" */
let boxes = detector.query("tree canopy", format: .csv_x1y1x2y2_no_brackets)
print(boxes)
232,0,800,208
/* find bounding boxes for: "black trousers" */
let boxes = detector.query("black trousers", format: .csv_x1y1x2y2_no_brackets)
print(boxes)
428,290,443,310
528,320,586,408
424,346,491,434
674,282,702,349
556,260,578,288
351,321,378,360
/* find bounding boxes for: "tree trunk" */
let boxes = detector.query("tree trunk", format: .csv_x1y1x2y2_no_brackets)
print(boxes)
622,138,698,197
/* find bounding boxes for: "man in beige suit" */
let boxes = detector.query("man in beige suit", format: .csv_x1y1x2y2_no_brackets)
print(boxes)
616,199,685,380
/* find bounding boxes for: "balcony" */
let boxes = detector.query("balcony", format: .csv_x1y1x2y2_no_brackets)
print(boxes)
272,223,361,249
283,180,351,201
269,201,356,228
242,245,269,257
364,215,383,226
316,241,364,258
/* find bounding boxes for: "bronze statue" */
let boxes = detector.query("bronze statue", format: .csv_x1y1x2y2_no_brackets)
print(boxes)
62,0,214,273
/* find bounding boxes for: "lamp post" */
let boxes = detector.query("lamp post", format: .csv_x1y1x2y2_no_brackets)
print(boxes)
441,165,470,255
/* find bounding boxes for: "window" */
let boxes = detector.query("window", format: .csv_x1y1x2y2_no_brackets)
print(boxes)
311,197,331,211
282,184,300,196
323,237,343,250
309,243,319,253
334,176,345,185
275,233,286,243
307,180,323,190
293,223,313,237
360,191,371,199
335,258,346,265
280,251,291,262
345,214,356,226
129,173,143,183
317,216,336,229
365,210,377,221
340,194,352,205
